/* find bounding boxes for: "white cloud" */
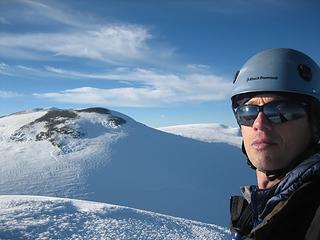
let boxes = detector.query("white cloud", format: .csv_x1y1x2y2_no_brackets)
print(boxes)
34,67,232,107
1,1,233,107
0,1,171,65
187,64,211,70
6,0,94,29
0,90,22,98
0,63,15,76
34,87,170,107
0,25,151,64
0,63,51,78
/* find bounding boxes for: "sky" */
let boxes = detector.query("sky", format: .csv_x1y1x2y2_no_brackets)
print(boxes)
1,0,320,128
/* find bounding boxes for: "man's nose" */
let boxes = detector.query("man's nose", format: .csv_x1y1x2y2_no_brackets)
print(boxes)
252,112,272,131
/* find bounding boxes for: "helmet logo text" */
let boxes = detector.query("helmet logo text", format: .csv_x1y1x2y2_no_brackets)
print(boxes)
247,76,278,82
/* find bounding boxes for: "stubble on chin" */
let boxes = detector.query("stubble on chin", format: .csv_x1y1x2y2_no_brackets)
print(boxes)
248,150,279,172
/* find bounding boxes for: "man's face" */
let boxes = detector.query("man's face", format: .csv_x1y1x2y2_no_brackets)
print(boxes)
241,94,312,172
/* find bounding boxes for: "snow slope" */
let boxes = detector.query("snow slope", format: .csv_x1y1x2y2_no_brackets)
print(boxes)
0,108,254,226
0,195,229,240
158,123,242,147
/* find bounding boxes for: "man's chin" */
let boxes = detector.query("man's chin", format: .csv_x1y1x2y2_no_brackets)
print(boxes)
251,157,282,172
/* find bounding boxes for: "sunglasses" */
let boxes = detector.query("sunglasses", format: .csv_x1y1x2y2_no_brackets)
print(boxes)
234,100,308,126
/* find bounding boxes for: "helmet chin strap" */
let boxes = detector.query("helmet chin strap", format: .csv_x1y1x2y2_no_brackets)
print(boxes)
241,141,319,181
263,169,287,181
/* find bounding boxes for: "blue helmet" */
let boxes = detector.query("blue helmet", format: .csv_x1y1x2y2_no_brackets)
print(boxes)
232,48,320,175
232,48,320,102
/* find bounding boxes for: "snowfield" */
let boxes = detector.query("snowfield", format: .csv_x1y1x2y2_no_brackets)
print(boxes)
158,123,242,147
0,195,229,240
0,107,254,230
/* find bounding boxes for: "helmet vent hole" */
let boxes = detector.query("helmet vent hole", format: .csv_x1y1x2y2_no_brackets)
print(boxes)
233,70,240,84
298,64,312,82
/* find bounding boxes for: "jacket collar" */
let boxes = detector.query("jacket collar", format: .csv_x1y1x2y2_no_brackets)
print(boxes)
241,153,320,221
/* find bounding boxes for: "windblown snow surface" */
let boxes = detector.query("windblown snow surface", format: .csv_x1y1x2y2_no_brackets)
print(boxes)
0,107,254,238
0,195,229,240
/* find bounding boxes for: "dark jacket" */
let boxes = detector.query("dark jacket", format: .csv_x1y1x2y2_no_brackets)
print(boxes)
230,153,320,240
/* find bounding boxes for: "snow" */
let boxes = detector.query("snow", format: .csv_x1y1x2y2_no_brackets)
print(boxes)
0,110,47,140
0,195,229,240
0,109,125,198
158,123,242,147
0,108,254,229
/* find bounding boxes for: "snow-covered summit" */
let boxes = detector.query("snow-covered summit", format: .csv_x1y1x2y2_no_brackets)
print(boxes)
7,107,127,152
0,107,253,226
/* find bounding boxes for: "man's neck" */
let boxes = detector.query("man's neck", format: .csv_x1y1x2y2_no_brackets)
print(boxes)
256,170,282,189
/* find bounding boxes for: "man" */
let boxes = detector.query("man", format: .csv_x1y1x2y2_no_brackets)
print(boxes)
230,48,320,240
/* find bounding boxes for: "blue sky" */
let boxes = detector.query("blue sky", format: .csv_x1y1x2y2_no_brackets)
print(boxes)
1,0,320,127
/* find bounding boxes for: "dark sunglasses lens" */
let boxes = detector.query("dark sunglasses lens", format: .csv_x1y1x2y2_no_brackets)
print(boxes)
264,101,306,123
235,101,306,126
235,105,258,126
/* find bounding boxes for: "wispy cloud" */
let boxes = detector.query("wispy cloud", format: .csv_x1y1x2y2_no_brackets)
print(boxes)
0,62,52,78
0,17,10,25
34,87,168,107
0,63,15,76
0,90,23,98
0,1,170,65
1,61,231,106
1,1,233,107
18,0,92,28
34,67,232,107
3,0,95,29
0,25,152,64
0,63,9,72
